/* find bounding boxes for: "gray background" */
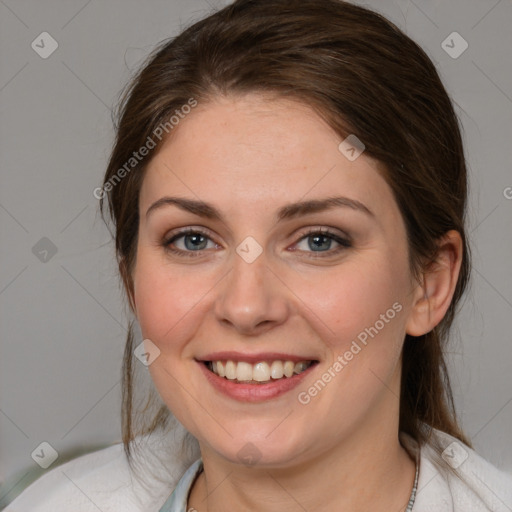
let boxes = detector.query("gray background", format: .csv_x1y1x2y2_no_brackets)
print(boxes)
1,0,511,505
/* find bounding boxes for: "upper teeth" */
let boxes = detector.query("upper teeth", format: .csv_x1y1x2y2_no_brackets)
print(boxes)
209,360,312,382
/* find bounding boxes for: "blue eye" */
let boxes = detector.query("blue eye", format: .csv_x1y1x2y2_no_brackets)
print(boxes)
163,227,351,258
164,229,217,256
294,228,351,256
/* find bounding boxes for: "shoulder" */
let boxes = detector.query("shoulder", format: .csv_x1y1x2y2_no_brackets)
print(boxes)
403,427,512,511
4,437,186,512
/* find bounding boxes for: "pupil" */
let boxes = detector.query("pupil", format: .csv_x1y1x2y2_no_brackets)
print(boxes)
185,233,207,250
310,234,331,251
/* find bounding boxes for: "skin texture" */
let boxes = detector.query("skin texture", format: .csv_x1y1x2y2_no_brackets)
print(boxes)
130,93,463,511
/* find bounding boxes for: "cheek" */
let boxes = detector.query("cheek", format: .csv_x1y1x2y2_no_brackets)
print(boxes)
292,259,408,418
132,251,217,423
133,249,217,347
298,257,407,351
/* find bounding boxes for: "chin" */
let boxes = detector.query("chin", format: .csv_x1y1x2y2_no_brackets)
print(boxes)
204,430,308,469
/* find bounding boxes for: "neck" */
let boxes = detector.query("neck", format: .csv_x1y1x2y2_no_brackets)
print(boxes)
188,402,417,511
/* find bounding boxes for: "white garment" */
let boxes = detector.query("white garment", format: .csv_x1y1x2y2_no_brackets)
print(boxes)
4,427,512,511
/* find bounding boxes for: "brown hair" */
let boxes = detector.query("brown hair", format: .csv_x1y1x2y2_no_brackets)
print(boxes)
100,0,472,468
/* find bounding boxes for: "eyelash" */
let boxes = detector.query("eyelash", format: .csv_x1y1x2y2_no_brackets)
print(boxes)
162,227,352,259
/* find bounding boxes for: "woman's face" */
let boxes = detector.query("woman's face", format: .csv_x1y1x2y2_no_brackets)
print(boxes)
132,93,418,467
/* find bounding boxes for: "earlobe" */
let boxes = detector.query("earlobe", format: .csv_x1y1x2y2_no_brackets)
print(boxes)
405,230,463,337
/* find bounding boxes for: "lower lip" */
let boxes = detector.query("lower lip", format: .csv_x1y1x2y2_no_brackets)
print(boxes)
197,361,317,402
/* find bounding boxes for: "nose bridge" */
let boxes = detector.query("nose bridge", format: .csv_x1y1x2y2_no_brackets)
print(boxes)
214,240,289,334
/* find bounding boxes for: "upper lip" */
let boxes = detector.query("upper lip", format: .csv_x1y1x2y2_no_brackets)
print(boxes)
196,351,319,364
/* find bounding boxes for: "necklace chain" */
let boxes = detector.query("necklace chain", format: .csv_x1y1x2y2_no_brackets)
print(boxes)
405,459,419,511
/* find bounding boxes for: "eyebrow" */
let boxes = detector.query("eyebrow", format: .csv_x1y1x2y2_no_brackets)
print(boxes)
145,195,374,223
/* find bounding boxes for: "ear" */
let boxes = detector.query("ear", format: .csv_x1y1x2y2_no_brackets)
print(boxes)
405,230,463,337
119,257,137,316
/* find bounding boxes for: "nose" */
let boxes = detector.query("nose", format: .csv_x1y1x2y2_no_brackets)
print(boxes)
214,248,290,336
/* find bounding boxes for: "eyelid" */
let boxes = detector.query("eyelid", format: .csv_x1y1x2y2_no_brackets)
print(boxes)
162,225,216,243
162,225,350,243
296,226,351,242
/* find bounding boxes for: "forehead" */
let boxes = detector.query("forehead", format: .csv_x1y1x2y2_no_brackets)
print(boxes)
140,93,396,221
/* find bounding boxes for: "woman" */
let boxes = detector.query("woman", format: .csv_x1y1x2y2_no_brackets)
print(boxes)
7,0,512,510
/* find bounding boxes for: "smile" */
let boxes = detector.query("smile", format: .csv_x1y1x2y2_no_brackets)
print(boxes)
205,359,315,384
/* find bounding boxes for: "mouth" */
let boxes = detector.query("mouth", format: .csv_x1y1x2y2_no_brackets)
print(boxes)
202,359,318,384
